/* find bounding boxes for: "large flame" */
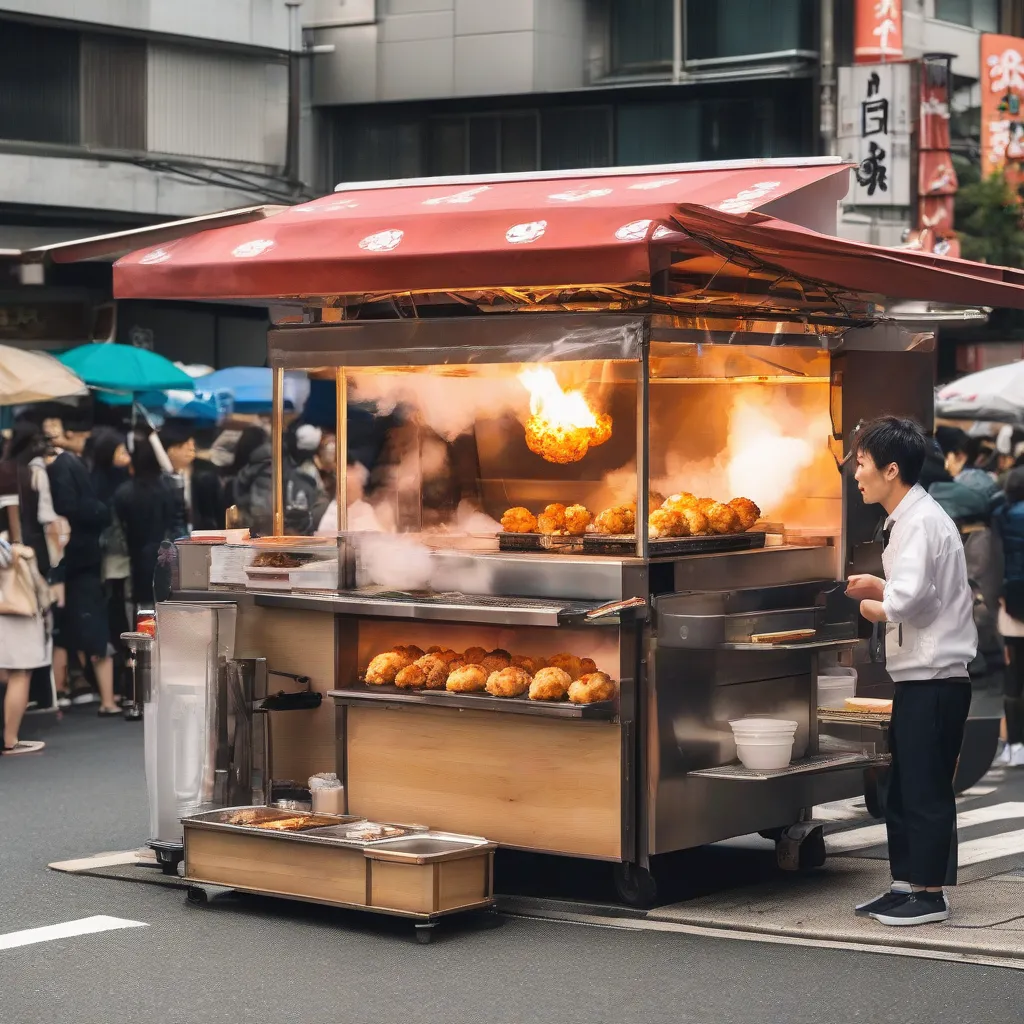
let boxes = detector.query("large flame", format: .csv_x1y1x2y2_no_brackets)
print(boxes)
518,367,611,464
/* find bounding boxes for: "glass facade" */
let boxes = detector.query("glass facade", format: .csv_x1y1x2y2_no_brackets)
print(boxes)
609,0,674,71
934,0,999,32
685,0,818,62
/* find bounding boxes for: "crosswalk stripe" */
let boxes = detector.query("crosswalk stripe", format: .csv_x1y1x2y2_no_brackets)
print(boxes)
814,797,867,822
958,827,1024,868
826,802,1024,854
0,915,146,952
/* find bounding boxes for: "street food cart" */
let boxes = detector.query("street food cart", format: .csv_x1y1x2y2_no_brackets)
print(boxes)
114,159,1024,910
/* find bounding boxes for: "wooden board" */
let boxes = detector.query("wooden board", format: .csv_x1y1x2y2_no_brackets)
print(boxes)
439,855,491,912
234,604,337,781
184,828,366,906
368,859,434,915
346,704,622,859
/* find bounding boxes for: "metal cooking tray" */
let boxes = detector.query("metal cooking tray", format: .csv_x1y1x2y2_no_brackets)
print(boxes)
498,532,582,553
582,532,766,556
183,806,361,834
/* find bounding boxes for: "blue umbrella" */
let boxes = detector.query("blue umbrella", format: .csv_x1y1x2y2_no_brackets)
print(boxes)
58,343,195,393
196,367,308,414
97,388,233,422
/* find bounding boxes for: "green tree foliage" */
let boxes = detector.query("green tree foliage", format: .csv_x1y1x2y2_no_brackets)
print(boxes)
954,155,1024,268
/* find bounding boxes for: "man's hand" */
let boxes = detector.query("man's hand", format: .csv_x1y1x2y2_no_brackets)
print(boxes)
859,599,888,623
846,574,885,601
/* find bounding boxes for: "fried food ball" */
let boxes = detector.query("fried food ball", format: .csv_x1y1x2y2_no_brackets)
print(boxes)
512,654,543,675
365,651,412,685
392,644,425,660
536,503,567,536
489,648,512,661
677,506,711,536
580,657,598,675
481,651,512,674
426,646,444,654
564,504,592,535
501,507,538,534
728,497,761,531
568,671,617,704
662,492,698,513
486,666,532,698
590,412,612,447
414,654,450,690
648,508,689,539
463,646,489,664
525,419,591,464
704,501,742,535
548,652,584,680
435,649,461,664
394,663,426,689
446,664,488,692
593,506,634,535
528,666,572,701
694,497,717,512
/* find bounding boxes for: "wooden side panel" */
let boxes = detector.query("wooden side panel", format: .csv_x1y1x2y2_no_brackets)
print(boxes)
347,705,622,859
234,604,336,781
438,855,489,912
184,829,366,905
368,860,434,914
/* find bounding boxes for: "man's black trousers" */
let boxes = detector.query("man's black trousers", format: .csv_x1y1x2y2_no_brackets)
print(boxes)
884,679,972,887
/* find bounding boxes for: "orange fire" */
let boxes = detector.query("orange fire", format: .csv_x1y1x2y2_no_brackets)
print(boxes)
518,367,611,464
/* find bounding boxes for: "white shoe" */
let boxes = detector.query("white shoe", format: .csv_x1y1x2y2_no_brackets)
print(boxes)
994,743,1014,766
1008,743,1024,767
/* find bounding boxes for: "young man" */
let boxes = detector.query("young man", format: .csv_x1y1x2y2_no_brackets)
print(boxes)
46,412,119,716
159,419,197,532
846,416,977,926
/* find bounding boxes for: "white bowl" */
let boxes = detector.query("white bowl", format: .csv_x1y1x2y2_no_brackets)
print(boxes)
729,718,798,735
735,737,795,770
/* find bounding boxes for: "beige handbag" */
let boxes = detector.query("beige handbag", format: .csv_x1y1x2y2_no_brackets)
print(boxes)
0,543,40,616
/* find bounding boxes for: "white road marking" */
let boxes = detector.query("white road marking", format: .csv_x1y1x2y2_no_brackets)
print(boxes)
827,802,1024,854
0,915,147,952
815,797,868,822
48,851,143,872
960,785,998,798
958,828,1024,868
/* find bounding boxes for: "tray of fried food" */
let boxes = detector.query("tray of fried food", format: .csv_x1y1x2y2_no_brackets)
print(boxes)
359,645,616,706
498,503,591,551
192,807,353,832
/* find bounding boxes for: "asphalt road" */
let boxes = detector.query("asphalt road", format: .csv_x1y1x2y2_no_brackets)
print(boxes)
3,707,1023,1024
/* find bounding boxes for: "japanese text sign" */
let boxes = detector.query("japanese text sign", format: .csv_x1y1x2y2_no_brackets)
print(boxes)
981,34,1024,178
855,0,903,63
838,62,912,206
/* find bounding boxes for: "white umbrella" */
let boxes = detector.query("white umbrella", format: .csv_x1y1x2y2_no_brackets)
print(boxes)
0,344,87,406
935,360,1024,425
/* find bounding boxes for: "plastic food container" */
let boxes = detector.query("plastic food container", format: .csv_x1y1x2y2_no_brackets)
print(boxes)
817,668,858,708
729,718,798,770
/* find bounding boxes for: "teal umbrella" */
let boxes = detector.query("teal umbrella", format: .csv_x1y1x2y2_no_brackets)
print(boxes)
58,343,195,394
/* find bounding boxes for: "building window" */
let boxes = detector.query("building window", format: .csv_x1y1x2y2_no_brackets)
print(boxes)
335,119,424,183
685,0,817,62
610,0,674,71
934,0,999,32
0,20,80,145
426,113,538,176
541,107,613,169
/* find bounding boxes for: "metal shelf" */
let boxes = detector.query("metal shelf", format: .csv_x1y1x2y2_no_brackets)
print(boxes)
328,686,618,721
687,751,889,781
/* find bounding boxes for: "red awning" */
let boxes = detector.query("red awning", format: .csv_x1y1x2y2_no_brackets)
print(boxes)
665,205,1024,311
113,162,849,300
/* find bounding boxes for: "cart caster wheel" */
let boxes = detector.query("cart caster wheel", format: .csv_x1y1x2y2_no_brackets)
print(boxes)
155,848,183,876
414,923,435,944
613,863,658,908
775,823,826,872
186,886,208,906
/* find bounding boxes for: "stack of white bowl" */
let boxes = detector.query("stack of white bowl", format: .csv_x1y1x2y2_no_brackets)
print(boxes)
728,718,799,770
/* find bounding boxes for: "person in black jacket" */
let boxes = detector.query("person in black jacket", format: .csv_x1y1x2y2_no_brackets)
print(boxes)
46,411,118,716
114,433,188,608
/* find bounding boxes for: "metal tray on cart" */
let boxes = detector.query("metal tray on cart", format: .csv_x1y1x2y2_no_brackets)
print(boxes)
582,532,766,556
498,532,582,553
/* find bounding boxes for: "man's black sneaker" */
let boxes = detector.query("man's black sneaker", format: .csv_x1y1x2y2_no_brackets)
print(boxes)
854,885,912,917
871,892,948,926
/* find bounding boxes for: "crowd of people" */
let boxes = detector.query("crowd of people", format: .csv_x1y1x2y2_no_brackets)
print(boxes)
922,424,1024,767
0,405,340,756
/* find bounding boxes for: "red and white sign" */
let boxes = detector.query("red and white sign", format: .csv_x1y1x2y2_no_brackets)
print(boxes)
855,0,903,63
981,34,1024,178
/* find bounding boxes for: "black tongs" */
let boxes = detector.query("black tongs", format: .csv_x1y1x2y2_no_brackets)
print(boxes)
254,670,323,712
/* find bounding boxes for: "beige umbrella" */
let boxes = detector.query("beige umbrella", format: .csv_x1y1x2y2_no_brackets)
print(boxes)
0,344,87,405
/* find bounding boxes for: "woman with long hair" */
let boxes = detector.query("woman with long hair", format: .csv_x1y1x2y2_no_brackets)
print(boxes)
0,420,55,754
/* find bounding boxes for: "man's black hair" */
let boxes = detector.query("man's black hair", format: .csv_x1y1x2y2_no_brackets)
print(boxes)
159,417,195,449
853,415,928,486
1007,466,1024,506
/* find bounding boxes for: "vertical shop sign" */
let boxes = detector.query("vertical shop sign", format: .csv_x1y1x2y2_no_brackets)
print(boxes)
838,63,912,206
981,34,1024,178
855,0,903,63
